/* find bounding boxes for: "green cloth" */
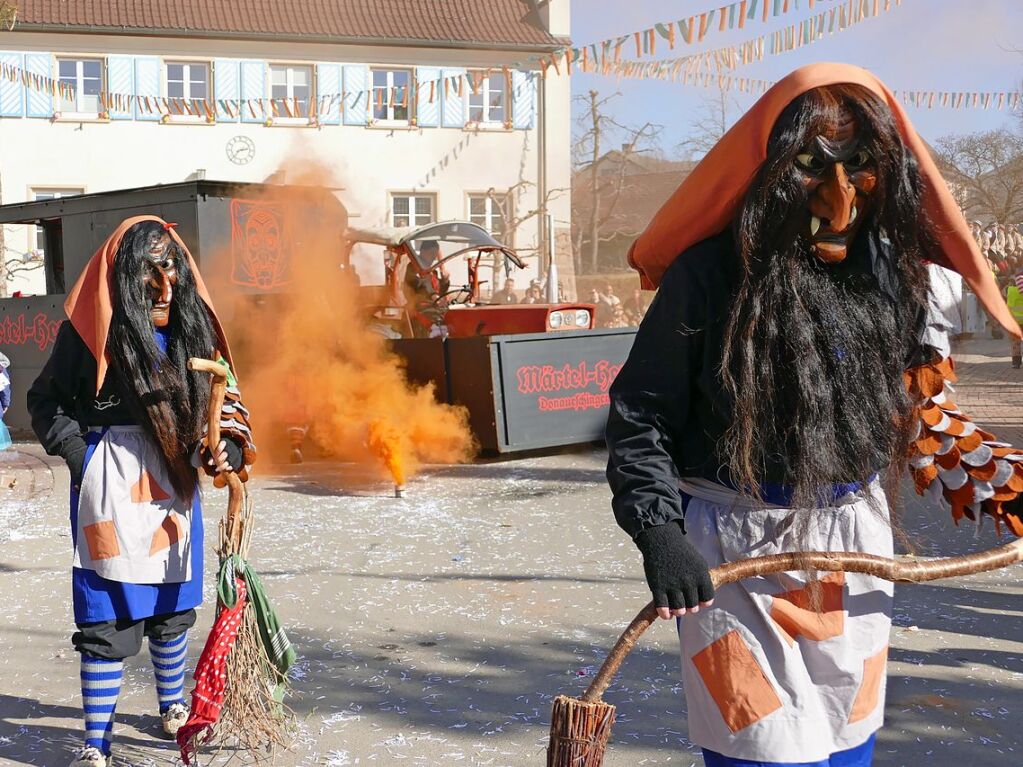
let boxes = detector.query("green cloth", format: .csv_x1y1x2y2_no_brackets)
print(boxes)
1007,284,1023,324
218,554,296,701
214,355,238,388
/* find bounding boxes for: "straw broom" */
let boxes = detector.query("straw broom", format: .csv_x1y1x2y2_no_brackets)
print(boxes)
184,358,294,764
546,537,1023,767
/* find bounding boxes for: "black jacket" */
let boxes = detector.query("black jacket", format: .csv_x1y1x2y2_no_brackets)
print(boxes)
605,234,740,539
606,231,932,540
27,321,138,461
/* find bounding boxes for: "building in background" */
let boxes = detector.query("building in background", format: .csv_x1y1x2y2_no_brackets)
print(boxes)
572,149,694,276
0,0,572,295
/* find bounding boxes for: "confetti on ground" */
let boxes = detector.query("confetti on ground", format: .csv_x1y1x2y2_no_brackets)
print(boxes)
0,337,1021,766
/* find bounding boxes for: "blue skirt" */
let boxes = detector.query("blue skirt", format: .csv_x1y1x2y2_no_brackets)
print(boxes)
70,430,203,625
703,734,875,767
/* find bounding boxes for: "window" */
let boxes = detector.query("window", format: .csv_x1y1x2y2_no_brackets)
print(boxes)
270,64,313,120
391,194,435,228
371,69,412,123
165,61,210,118
31,188,82,253
467,71,508,125
58,58,103,115
468,193,506,240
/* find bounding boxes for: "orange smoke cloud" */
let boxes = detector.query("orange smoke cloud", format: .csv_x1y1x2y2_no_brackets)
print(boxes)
217,159,475,482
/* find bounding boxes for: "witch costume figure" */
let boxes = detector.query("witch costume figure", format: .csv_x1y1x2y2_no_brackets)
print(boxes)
27,216,256,767
607,63,1023,766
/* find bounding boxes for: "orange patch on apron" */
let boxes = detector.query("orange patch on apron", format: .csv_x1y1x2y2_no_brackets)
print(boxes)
691,630,783,733
149,514,184,556
83,520,120,561
770,572,845,645
848,645,889,723
131,470,172,504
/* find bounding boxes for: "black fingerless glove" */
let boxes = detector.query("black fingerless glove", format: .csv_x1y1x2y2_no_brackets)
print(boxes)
634,520,715,611
60,436,88,490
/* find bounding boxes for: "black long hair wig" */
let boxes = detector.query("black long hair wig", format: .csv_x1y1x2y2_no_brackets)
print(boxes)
107,221,215,498
719,83,933,514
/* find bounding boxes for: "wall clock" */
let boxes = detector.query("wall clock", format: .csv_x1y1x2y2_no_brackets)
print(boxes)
226,135,256,165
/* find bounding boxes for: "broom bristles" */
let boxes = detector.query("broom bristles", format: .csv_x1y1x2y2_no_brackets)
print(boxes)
546,694,616,767
195,603,295,764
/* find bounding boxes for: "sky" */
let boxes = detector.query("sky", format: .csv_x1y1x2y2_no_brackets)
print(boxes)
569,0,1023,154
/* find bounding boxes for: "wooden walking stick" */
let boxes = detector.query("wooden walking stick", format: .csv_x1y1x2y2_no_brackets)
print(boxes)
188,357,249,559
546,538,1023,767
178,358,293,765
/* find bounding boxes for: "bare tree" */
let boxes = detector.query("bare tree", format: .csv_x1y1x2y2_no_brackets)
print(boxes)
676,84,741,160
934,128,1023,225
475,182,566,292
571,90,661,274
0,174,45,296
0,171,6,298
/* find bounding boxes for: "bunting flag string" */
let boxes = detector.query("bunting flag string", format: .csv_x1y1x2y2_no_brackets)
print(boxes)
656,68,1022,112
1,22,1019,119
0,60,529,121
566,0,852,65
572,0,902,81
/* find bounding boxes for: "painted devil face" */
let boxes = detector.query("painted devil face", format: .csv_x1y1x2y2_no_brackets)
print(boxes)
796,105,877,264
144,234,178,327
245,210,281,288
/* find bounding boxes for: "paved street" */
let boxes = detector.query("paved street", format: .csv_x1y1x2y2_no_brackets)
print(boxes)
1,335,1021,767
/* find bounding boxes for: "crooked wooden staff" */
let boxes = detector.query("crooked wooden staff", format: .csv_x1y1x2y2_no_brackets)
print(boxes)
547,537,1023,767
188,357,249,559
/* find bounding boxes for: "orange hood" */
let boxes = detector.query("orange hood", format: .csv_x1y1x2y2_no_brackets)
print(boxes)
627,62,1021,340
64,215,235,393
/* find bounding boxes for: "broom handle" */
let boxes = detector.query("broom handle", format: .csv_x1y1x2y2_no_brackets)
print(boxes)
580,537,1023,704
188,358,245,554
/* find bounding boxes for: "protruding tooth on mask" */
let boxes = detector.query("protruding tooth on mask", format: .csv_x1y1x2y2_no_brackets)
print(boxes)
850,205,858,224
810,216,821,236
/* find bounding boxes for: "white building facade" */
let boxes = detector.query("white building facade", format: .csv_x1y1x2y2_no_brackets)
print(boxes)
0,0,572,294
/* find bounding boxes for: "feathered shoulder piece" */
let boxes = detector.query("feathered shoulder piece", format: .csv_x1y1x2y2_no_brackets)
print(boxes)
906,357,1023,535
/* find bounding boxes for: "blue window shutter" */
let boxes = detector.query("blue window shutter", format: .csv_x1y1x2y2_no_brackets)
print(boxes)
214,59,240,122
316,63,341,125
441,67,466,128
134,56,160,121
107,56,134,120
414,67,440,128
24,52,53,118
0,52,25,117
512,70,536,130
342,64,369,126
239,60,265,123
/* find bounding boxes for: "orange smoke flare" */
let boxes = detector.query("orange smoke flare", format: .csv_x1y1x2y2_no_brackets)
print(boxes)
214,158,475,482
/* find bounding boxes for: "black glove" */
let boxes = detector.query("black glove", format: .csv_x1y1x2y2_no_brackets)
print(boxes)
634,520,714,614
61,436,88,490
199,437,244,473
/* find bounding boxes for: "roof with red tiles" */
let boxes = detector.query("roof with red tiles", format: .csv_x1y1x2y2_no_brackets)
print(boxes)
11,0,567,50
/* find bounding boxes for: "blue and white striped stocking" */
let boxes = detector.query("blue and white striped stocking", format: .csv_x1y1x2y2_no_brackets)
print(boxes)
80,654,123,755
148,631,188,713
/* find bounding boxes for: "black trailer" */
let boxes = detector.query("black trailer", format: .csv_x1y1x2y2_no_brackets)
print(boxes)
0,180,347,433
